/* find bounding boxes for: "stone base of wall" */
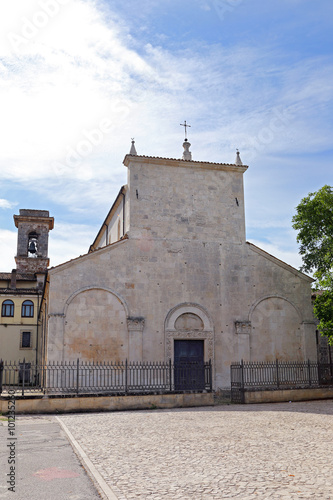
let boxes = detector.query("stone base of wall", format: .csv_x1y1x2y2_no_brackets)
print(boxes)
244,387,333,404
0,392,214,415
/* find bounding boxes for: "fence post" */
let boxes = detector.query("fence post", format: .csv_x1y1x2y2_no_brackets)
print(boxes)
209,359,212,392
76,358,79,396
22,358,26,396
125,359,128,394
308,359,312,386
34,362,38,388
240,359,244,389
42,362,45,390
276,359,279,389
0,359,3,395
169,359,172,392
240,359,245,403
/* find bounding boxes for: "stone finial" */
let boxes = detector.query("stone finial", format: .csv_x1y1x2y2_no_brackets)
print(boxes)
129,138,137,155
235,149,243,166
182,139,192,161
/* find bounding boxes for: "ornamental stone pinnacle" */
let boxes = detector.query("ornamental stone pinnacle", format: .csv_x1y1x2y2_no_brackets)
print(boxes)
182,139,192,161
180,121,192,160
235,149,243,166
129,138,137,155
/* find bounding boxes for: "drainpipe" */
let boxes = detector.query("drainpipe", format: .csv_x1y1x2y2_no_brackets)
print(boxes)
35,290,43,365
35,292,40,383
38,273,48,365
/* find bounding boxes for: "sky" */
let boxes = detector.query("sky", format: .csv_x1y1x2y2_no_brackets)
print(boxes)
0,0,332,271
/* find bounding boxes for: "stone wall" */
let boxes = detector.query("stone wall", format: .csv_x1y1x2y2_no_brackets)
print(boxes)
0,393,214,414
244,387,333,404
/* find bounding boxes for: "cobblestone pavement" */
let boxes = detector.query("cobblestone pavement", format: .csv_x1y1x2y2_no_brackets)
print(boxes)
57,400,333,499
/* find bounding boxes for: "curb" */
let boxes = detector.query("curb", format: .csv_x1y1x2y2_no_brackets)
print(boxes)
55,416,120,500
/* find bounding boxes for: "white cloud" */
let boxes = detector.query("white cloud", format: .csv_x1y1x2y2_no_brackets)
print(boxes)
0,229,17,270
0,1,331,183
0,0,155,182
0,199,16,209
0,0,331,268
49,221,97,268
0,222,95,272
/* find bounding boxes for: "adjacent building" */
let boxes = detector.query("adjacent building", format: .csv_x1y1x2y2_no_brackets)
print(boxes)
0,210,53,367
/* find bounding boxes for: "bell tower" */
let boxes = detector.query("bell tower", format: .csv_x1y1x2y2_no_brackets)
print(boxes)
13,209,54,274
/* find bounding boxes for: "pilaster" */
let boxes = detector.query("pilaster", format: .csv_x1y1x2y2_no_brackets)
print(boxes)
127,317,145,361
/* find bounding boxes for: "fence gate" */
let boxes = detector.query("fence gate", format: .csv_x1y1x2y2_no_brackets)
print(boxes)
230,362,244,404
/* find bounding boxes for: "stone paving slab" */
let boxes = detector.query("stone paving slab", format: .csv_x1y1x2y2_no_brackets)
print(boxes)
56,400,333,499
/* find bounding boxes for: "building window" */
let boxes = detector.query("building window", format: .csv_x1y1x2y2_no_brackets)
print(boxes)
20,331,32,349
22,300,34,317
2,300,14,317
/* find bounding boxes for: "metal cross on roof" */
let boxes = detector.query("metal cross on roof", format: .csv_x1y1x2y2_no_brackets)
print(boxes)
180,120,191,140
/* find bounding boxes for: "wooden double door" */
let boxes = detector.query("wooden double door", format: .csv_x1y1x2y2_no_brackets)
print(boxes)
174,340,205,390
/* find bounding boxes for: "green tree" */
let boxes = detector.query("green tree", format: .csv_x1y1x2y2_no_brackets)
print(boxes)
292,185,333,343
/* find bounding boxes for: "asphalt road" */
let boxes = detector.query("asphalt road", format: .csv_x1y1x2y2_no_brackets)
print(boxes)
0,416,101,500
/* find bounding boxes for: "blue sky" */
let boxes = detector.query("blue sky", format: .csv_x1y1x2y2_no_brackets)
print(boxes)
0,0,332,271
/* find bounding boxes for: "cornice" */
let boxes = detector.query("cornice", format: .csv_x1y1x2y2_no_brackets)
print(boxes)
14,215,54,230
123,154,248,173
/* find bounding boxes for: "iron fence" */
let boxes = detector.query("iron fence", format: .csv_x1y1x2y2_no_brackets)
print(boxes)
0,359,212,397
231,359,333,403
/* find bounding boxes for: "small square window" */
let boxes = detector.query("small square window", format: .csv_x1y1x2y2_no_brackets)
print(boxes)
20,331,32,349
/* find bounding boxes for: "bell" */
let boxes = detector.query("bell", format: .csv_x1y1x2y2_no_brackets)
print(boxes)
28,240,37,254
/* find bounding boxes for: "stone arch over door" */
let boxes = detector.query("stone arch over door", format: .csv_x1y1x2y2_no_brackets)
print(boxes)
249,295,304,361
63,286,129,363
164,303,214,363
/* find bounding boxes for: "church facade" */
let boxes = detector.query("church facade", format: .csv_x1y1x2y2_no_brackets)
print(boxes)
43,142,316,388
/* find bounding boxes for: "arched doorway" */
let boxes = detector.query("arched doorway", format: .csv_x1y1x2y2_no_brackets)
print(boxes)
165,304,214,389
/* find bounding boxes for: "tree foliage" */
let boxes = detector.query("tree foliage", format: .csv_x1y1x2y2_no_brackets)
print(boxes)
292,185,333,276
292,185,333,342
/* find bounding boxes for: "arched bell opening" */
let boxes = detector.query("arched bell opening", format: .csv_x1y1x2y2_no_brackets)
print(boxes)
27,232,38,258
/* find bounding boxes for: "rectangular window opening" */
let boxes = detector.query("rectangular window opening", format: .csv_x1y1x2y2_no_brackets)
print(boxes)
20,331,32,349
